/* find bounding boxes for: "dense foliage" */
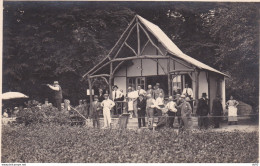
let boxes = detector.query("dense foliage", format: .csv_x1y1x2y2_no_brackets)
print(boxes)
2,124,258,163
3,2,259,107
16,105,70,125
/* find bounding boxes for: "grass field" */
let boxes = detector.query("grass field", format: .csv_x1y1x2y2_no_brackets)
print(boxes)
1,124,259,163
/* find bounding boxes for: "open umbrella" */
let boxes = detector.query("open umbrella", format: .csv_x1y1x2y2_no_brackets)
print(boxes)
2,92,29,100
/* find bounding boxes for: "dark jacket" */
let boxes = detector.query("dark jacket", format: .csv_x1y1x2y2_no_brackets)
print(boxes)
178,101,192,117
98,93,105,102
212,99,223,116
137,98,146,116
54,85,62,100
90,101,101,119
197,98,209,116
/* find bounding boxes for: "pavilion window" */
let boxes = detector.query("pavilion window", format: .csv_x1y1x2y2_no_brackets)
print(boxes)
127,77,146,90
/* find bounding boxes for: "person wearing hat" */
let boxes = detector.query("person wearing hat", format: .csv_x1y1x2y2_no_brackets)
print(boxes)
90,95,101,128
154,83,164,100
182,83,194,112
75,99,84,115
212,95,223,128
137,93,147,128
98,88,105,102
166,96,177,128
177,95,192,130
112,85,123,102
197,93,209,129
101,94,115,128
47,81,63,111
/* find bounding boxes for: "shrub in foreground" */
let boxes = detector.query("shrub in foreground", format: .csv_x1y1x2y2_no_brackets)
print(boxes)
1,124,259,163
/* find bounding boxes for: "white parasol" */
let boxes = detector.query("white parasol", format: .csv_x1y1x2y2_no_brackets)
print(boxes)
2,92,29,100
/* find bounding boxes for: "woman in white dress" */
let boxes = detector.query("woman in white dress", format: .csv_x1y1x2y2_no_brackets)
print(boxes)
127,87,139,118
226,95,239,125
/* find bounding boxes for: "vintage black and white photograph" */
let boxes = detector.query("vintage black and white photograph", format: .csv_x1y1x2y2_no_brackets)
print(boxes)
1,1,259,163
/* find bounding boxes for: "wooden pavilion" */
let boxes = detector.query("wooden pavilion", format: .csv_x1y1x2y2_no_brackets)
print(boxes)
82,15,228,114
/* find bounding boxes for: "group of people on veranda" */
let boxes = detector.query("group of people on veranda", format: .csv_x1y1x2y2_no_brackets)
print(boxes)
45,81,240,130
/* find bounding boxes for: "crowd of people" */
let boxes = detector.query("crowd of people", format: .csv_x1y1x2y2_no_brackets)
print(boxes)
2,81,240,130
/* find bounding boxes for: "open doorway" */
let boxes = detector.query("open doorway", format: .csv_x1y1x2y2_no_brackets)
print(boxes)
171,74,193,98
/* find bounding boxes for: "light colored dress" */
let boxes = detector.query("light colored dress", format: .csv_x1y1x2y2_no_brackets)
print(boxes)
226,99,239,122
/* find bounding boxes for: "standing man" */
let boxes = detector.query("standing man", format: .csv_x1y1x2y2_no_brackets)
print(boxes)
154,92,164,117
154,83,164,99
182,83,194,112
146,94,156,128
98,88,104,102
112,85,122,115
178,95,192,130
146,85,154,99
101,94,115,129
166,96,177,128
112,85,122,101
212,95,223,128
47,81,62,111
137,94,146,128
197,93,209,129
90,95,101,128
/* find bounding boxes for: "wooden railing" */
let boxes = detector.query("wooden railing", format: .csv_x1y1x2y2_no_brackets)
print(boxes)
112,101,128,117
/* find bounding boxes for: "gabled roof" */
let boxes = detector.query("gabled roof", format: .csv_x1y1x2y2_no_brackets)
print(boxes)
137,15,228,77
83,15,229,78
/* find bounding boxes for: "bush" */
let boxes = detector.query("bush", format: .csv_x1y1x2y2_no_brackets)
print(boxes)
1,124,259,163
16,105,70,125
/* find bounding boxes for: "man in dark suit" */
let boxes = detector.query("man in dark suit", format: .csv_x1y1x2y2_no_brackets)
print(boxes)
137,94,146,128
90,95,101,128
212,95,223,128
98,88,105,102
197,93,209,129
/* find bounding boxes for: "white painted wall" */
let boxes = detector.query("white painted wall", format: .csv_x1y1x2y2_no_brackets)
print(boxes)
158,59,167,75
114,65,126,77
158,42,167,55
174,60,191,70
142,42,156,55
142,59,157,76
114,77,127,96
127,59,141,77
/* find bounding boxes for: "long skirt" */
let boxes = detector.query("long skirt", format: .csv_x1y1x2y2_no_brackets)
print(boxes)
228,106,238,122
